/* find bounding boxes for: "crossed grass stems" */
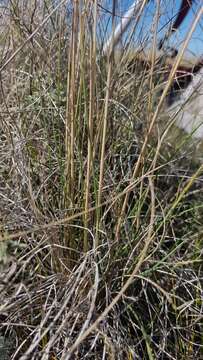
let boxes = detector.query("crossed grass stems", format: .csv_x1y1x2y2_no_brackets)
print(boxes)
0,1,203,359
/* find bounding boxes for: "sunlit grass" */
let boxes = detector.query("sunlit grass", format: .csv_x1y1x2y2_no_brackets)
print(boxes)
0,1,203,359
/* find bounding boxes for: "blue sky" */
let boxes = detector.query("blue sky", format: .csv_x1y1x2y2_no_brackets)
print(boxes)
102,0,203,57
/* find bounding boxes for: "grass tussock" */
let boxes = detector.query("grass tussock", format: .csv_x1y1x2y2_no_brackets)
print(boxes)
0,1,203,359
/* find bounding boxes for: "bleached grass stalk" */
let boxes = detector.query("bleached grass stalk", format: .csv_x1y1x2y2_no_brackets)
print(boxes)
84,0,97,252
148,0,160,118
63,1,80,254
96,0,117,247
70,1,79,203
135,0,160,230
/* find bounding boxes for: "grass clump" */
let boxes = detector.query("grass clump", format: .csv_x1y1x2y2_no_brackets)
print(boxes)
0,1,203,359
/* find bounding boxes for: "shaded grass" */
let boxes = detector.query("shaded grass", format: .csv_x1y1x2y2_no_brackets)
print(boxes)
0,1,203,359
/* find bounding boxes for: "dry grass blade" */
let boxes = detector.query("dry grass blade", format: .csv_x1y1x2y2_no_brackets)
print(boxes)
0,1,203,359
